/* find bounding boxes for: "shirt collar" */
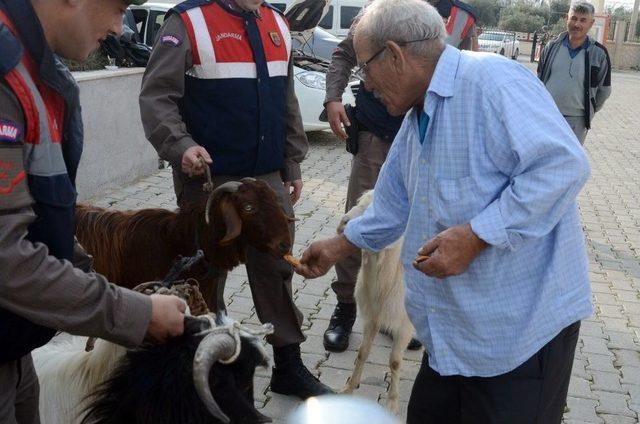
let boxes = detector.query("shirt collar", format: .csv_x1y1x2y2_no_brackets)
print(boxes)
426,45,460,99
561,33,590,51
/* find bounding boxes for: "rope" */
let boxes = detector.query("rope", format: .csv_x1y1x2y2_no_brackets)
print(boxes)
199,157,214,193
196,315,274,365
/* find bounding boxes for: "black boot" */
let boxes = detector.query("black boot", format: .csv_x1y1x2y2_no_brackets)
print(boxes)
379,327,423,351
270,344,334,399
323,302,356,352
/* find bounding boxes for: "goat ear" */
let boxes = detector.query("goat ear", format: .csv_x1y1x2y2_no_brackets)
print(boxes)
219,197,242,246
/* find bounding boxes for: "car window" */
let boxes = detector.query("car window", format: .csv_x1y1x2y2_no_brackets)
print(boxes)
340,6,360,29
131,9,148,41
272,3,287,12
319,5,333,29
479,32,506,41
147,10,166,46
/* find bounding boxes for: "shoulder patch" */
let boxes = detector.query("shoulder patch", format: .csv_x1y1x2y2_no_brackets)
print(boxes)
161,34,183,47
0,144,29,207
0,119,21,143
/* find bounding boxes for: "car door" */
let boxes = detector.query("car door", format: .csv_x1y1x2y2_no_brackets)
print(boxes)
506,34,514,57
146,9,168,47
130,8,149,45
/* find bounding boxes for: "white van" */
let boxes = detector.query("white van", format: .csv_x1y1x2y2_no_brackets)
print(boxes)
317,0,366,38
274,0,366,39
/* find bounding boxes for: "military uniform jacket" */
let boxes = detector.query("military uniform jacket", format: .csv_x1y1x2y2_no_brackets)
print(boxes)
0,0,151,364
139,0,308,185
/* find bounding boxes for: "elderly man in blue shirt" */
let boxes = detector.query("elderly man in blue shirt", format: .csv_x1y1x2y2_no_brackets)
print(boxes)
295,0,592,422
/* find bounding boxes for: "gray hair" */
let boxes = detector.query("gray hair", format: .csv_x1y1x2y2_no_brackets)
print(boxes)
570,1,595,16
356,0,446,59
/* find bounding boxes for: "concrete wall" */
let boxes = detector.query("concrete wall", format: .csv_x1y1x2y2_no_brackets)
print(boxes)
607,41,640,70
73,68,159,201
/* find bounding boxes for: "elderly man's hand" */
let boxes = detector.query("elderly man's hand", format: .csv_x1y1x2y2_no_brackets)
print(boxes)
294,235,359,279
413,223,488,279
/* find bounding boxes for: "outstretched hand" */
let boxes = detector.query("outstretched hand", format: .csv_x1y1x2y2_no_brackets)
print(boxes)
294,235,359,279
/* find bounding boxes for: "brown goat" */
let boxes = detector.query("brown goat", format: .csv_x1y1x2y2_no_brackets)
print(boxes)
75,179,293,310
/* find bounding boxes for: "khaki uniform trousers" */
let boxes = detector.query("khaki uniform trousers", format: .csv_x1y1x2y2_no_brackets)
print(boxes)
0,355,40,424
175,170,305,348
332,131,392,304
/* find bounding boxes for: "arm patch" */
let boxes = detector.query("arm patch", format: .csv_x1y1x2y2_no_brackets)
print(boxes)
0,143,30,210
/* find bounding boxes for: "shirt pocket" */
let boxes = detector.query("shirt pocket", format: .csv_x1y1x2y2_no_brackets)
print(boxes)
432,176,480,228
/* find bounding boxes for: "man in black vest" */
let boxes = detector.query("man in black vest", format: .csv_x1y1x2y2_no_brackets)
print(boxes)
323,0,477,352
0,1,186,422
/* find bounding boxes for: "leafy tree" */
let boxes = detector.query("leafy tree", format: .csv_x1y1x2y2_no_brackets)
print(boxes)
549,0,569,25
467,0,502,27
498,0,549,32
499,11,546,32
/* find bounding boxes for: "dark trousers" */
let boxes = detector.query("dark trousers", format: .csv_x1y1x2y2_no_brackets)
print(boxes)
408,321,581,424
0,355,40,424
332,131,391,303
176,170,305,348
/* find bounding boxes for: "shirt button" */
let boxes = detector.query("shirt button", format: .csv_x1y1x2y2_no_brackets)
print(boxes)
261,135,265,141
430,307,436,313
422,196,427,203
421,160,426,164
257,78,261,83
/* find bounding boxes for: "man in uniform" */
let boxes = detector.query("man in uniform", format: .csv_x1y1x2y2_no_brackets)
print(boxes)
322,0,477,352
139,0,333,399
0,0,186,422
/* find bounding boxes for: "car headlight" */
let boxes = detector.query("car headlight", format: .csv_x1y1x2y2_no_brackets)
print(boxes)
296,71,326,90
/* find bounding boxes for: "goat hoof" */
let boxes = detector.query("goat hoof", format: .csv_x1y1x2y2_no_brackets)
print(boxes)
340,385,355,394
386,399,399,414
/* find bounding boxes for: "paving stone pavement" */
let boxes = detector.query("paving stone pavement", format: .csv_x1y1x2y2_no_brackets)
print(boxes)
85,68,640,423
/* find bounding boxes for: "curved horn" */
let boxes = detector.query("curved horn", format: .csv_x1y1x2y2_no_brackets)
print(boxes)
205,181,242,225
240,177,256,183
192,331,237,424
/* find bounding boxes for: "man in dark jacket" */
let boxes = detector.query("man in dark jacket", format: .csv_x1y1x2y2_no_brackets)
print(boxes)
0,0,187,422
322,0,477,353
538,0,611,144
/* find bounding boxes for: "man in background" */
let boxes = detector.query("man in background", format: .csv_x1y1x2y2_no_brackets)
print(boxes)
538,0,611,144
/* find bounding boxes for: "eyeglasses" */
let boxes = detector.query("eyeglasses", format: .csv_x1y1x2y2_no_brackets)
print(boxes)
353,37,432,81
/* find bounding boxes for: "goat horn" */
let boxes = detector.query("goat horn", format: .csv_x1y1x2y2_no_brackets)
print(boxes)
240,177,256,183
205,181,242,226
193,331,237,424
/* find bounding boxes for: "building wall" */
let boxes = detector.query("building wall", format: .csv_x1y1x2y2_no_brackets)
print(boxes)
607,41,640,70
73,68,160,201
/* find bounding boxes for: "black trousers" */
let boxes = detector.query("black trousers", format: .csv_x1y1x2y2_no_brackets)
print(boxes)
407,321,580,424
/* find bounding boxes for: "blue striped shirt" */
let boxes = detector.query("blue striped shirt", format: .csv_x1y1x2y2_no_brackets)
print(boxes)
344,46,593,377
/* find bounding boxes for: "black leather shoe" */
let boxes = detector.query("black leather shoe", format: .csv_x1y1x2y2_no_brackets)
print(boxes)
323,302,356,352
270,344,334,399
379,327,423,350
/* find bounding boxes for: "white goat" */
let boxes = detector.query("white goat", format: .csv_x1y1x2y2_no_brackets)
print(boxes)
337,190,416,414
32,334,126,424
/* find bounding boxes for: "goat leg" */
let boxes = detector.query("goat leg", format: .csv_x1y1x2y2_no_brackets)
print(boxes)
386,328,414,414
341,320,380,394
